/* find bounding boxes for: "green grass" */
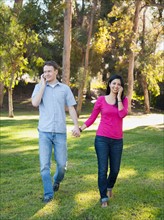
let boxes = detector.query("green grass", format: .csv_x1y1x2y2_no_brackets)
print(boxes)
0,110,164,220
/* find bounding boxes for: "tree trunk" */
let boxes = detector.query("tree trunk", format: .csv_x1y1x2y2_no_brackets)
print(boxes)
62,0,72,85
8,87,14,118
86,78,92,99
76,2,96,116
127,0,142,114
140,7,150,113
7,68,15,117
141,74,150,113
14,0,23,5
14,0,23,13
0,82,4,108
127,53,134,113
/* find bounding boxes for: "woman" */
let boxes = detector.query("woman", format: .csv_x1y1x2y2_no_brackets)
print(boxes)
80,74,128,207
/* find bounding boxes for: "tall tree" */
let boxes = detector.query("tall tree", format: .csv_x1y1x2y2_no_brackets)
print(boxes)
91,4,134,88
127,0,142,114
137,4,163,112
86,1,163,113
140,7,150,113
62,0,72,85
0,2,40,117
76,1,97,116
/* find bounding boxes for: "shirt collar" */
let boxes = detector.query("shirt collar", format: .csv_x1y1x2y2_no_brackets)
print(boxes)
46,80,60,88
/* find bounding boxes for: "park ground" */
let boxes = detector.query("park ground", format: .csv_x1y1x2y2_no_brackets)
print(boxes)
0,96,164,220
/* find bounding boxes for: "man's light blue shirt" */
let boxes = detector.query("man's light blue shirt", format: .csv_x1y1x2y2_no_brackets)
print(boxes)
32,81,76,133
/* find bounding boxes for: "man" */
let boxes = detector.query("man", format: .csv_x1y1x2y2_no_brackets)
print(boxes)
32,61,80,203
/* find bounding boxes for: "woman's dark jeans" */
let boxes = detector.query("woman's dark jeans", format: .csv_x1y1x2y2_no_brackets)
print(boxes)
95,135,123,202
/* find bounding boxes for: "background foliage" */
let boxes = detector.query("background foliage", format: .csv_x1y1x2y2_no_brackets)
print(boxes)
0,0,163,115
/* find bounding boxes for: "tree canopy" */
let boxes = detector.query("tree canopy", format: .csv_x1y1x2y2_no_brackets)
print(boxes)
1,0,163,116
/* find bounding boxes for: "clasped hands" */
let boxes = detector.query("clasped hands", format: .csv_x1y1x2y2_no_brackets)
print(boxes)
72,127,81,137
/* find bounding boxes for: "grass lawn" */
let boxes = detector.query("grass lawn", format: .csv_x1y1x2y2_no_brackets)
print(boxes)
0,110,163,220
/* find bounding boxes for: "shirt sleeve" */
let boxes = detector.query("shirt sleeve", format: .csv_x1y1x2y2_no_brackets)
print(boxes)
65,85,77,106
84,96,102,127
118,96,128,118
31,84,40,98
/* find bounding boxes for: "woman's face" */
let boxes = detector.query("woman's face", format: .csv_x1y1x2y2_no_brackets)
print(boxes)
109,78,122,94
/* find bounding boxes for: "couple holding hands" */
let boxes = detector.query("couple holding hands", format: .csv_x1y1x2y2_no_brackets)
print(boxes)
31,61,128,208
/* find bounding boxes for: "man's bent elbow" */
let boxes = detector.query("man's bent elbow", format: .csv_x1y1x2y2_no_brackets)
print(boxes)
31,99,39,108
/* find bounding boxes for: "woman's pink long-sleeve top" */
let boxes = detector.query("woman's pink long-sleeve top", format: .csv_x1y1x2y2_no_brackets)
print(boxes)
84,96,128,139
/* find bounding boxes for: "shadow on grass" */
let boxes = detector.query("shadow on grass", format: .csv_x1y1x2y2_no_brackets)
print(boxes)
0,124,163,219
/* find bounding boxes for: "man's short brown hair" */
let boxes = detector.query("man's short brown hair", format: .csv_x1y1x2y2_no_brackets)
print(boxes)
44,61,59,70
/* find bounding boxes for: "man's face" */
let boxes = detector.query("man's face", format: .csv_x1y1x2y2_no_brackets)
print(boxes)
43,65,58,83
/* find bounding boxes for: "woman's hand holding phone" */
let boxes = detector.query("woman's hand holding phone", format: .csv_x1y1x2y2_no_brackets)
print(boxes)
117,86,123,99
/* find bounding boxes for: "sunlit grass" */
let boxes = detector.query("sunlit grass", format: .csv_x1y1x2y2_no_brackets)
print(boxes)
119,168,138,179
147,171,163,180
29,201,60,220
0,112,163,220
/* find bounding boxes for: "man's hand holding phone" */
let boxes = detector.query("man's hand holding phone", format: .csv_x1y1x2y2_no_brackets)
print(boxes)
40,74,46,87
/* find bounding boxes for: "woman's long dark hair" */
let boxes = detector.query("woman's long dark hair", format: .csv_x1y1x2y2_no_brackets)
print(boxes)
106,74,125,106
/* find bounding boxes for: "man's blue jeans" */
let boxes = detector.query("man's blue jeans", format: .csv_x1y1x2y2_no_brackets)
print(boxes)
95,135,123,202
39,131,67,198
